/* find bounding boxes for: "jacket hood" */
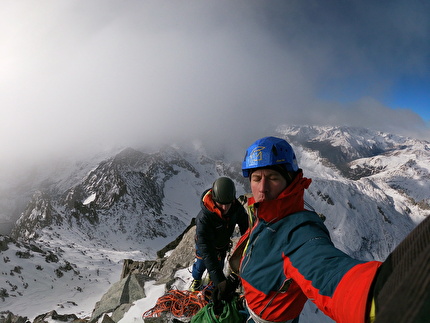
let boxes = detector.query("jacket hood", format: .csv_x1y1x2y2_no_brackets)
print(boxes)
256,170,312,223
200,188,223,219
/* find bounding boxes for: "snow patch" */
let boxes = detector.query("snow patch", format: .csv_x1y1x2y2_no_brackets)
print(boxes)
83,193,96,205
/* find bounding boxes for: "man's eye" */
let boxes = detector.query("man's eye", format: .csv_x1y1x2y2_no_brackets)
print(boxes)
269,175,281,181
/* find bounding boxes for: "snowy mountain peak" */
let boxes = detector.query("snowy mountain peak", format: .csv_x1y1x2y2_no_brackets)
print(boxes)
278,125,429,180
1,125,429,321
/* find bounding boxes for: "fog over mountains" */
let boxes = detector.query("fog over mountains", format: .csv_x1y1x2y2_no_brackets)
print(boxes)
1,125,429,321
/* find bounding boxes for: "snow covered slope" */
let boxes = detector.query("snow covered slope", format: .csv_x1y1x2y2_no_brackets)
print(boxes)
1,125,429,321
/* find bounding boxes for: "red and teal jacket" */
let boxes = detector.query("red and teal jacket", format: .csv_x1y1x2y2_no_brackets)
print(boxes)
238,171,382,323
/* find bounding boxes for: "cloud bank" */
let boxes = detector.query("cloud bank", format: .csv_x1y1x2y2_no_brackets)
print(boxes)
1,0,429,173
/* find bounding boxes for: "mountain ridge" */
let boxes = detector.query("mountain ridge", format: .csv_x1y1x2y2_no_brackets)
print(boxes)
1,125,429,321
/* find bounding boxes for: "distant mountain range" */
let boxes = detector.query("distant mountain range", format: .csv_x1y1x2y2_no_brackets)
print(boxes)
1,125,429,321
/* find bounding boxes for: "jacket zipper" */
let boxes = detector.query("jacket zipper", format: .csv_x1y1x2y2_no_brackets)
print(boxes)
240,210,261,274
258,278,292,317
240,233,260,274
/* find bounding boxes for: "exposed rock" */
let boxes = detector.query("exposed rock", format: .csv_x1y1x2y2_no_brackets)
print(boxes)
33,310,79,322
156,219,196,259
110,304,133,322
119,223,196,286
98,314,115,323
0,311,29,323
120,259,164,280
89,273,149,323
156,225,196,285
0,235,12,252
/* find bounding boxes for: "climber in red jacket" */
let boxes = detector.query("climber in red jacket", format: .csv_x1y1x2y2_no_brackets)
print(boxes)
213,136,429,323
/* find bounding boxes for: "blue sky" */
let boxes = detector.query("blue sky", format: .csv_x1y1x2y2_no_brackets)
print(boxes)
318,75,430,123
263,0,430,125
316,49,430,124
0,0,429,171
388,76,430,122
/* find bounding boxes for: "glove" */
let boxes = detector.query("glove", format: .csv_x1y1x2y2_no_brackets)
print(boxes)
212,273,240,315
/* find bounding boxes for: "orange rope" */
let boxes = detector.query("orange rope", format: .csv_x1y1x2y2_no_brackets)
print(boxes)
142,288,210,319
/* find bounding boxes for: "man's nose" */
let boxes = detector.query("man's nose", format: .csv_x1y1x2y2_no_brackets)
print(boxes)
260,177,269,191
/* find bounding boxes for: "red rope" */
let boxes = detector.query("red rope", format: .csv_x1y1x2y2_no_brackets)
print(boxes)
142,288,209,319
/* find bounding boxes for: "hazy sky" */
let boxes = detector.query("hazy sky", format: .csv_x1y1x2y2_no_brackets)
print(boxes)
1,0,429,172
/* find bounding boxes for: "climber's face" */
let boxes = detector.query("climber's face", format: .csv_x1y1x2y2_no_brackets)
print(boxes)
250,168,288,202
215,202,231,215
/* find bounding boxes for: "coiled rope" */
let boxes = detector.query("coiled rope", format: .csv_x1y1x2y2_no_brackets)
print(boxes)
142,287,211,319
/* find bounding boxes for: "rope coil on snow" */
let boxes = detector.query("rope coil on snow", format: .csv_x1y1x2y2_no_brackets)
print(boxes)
142,287,210,319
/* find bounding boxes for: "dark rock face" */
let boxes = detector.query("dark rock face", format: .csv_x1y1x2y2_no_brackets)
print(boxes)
33,311,79,323
0,311,29,323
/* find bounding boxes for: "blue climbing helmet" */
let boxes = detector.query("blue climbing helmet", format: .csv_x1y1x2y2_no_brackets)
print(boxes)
242,136,299,177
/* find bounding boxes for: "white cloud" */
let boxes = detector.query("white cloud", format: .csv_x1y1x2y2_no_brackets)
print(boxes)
0,0,429,174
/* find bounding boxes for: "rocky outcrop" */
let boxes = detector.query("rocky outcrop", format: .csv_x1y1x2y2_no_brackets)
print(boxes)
0,311,29,323
88,224,197,322
33,311,82,323
156,225,196,285
89,273,149,323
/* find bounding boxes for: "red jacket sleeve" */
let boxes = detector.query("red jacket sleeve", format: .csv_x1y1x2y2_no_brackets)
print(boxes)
285,255,382,323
